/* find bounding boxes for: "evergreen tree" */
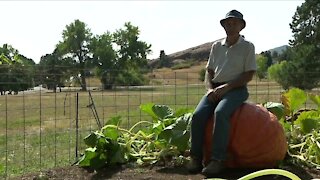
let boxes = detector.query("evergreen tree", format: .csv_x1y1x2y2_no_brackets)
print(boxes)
288,0,320,89
269,0,320,90
159,50,171,68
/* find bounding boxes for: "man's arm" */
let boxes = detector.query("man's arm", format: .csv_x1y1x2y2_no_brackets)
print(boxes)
225,70,255,90
205,68,215,89
207,70,255,102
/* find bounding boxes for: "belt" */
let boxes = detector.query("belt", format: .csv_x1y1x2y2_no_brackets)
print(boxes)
212,81,227,88
212,81,247,89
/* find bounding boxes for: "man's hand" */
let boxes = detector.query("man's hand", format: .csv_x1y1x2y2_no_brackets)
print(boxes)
206,71,255,102
206,84,230,102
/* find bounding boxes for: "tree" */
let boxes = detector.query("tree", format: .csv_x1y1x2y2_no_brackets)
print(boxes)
261,51,273,67
113,22,151,69
90,32,117,89
288,0,320,89
268,61,291,90
271,51,279,60
0,44,35,94
112,22,152,86
0,52,13,95
199,68,206,82
268,0,320,90
289,0,320,47
57,19,93,91
38,48,74,92
158,50,171,68
287,45,319,90
256,55,268,80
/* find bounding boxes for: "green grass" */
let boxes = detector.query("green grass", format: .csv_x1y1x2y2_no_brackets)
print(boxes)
2,69,315,178
0,128,90,178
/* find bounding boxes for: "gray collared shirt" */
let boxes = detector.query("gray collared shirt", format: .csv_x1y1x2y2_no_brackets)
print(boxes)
206,35,257,83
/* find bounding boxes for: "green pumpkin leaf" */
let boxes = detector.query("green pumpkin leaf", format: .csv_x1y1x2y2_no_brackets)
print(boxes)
299,118,319,134
152,121,164,135
153,139,167,149
140,103,158,120
158,113,192,152
108,141,128,164
77,147,97,167
295,111,320,133
309,94,320,110
279,118,291,132
140,103,175,120
282,88,307,115
105,115,122,126
102,125,120,141
110,144,128,164
96,137,109,150
84,131,103,147
152,105,174,120
174,107,194,118
90,152,107,169
263,102,285,120
158,128,172,142
171,131,190,152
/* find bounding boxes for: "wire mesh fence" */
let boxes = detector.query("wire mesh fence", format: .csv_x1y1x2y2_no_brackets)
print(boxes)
0,66,319,178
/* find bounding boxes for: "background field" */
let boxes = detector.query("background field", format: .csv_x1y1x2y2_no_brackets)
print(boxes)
0,64,318,178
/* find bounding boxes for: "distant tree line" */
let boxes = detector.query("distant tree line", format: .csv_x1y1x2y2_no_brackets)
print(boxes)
0,20,152,94
0,44,35,95
254,0,320,90
1,0,320,94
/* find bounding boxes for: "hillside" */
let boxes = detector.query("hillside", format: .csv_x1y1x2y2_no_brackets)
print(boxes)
148,41,212,68
268,45,289,55
149,41,287,68
167,42,212,61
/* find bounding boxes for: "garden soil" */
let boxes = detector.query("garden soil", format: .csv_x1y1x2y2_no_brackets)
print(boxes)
12,163,320,180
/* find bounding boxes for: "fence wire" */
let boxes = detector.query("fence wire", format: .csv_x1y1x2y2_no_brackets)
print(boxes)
0,67,319,178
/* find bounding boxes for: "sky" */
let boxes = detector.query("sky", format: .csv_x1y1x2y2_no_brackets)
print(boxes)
0,0,304,63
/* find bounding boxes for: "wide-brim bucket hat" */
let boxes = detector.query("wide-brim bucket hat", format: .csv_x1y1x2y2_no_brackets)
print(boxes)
220,10,246,29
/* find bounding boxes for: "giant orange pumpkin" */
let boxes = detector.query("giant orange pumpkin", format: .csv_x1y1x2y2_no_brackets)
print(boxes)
203,103,287,168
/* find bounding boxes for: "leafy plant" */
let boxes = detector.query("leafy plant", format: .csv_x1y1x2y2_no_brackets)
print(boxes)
77,103,193,169
78,88,320,171
263,101,285,120
281,88,307,117
269,88,320,169
256,54,268,80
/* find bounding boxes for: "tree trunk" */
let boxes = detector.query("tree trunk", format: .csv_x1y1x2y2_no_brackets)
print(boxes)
81,76,87,91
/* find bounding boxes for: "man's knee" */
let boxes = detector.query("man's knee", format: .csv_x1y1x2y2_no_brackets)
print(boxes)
214,106,229,117
192,110,206,122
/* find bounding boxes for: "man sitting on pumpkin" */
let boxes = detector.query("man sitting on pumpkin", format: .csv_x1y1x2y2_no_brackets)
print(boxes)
186,9,257,176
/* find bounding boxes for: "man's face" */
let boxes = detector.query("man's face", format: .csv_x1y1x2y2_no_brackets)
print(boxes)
222,18,244,36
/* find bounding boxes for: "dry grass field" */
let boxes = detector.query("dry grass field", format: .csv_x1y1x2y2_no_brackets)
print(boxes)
1,63,317,178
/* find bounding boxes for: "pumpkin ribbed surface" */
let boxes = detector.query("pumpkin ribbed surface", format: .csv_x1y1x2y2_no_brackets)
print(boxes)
203,103,287,168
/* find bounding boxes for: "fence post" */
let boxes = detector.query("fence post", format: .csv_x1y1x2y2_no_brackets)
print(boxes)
75,92,79,160
5,95,8,178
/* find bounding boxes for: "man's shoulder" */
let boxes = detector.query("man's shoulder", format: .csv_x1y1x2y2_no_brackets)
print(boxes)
240,36,254,47
211,37,225,47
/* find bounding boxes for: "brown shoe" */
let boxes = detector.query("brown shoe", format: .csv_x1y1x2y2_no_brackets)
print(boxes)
186,157,203,174
201,160,225,177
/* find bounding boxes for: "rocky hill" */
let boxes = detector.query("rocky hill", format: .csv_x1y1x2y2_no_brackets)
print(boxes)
268,45,289,55
148,41,287,68
148,41,213,68
166,42,212,61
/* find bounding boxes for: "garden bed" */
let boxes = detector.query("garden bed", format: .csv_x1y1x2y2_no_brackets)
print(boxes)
12,164,320,180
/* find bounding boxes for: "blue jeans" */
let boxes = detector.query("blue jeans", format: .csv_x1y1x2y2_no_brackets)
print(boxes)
190,86,249,161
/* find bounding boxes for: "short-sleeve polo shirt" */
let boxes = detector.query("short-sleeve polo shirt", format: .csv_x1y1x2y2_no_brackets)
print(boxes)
206,36,257,83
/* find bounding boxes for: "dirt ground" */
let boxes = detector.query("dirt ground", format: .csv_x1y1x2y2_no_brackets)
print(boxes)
12,163,320,180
